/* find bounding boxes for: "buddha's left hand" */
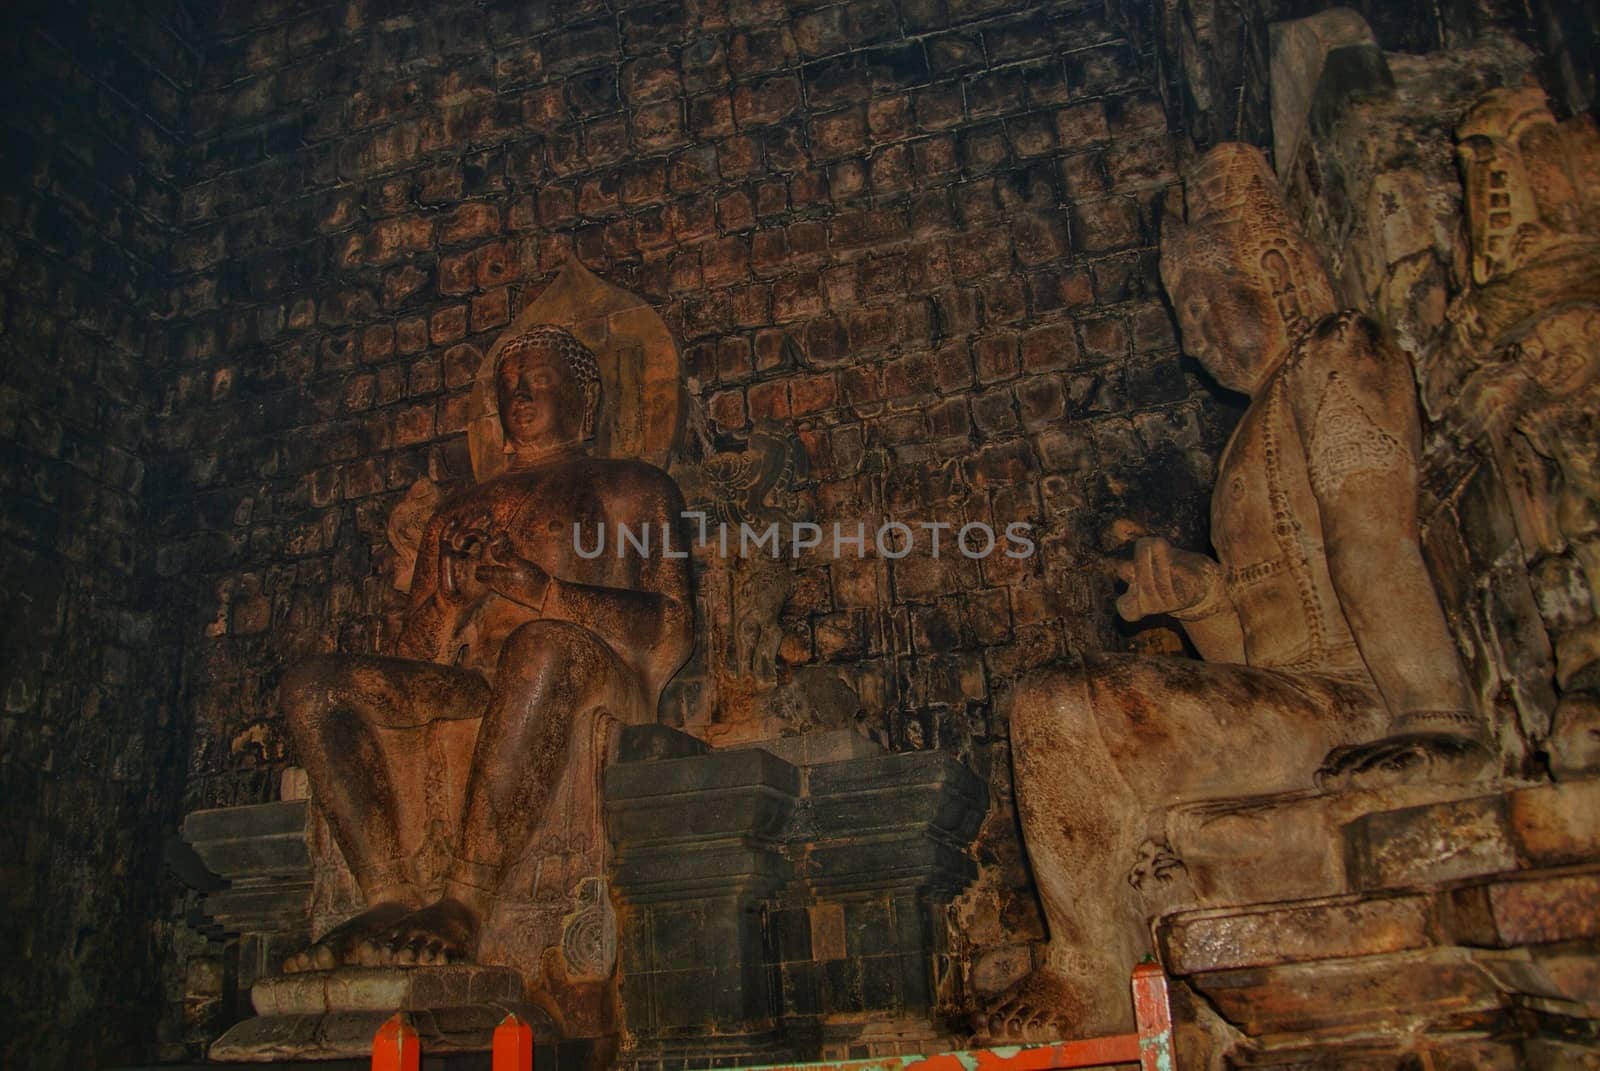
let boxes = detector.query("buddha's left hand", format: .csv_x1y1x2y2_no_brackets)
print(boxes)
475,535,553,610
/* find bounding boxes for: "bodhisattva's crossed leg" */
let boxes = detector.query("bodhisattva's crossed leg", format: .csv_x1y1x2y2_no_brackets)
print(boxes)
282,619,633,971
979,653,1388,1042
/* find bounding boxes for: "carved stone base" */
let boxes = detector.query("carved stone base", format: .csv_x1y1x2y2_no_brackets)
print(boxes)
1154,778,1600,1067
605,725,987,1068
1158,781,1492,911
209,966,550,1062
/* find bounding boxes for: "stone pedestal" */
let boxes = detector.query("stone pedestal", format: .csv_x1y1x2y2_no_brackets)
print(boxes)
177,729,985,1066
606,735,799,1066
180,799,316,1031
179,802,597,1066
209,965,551,1062
604,726,987,1068
1152,778,1600,1068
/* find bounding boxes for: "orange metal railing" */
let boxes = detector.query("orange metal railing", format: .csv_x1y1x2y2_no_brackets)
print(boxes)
369,963,1174,1071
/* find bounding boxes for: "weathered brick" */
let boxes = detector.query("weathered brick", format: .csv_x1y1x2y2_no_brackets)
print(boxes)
1079,315,1129,362
396,316,429,353
430,304,468,344
812,108,868,159
439,202,500,245
470,288,509,332
439,252,475,296
701,235,749,286
1070,196,1141,253
774,272,824,320
734,75,802,127
790,372,838,415
748,380,790,421
708,388,746,431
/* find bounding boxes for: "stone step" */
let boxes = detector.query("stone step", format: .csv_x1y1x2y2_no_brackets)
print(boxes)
1161,776,1600,913
1155,778,1600,1066
1347,778,1600,891
1157,864,1600,1062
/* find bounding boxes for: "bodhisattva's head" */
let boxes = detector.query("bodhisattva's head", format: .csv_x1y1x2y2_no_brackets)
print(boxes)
494,326,602,465
1161,143,1338,397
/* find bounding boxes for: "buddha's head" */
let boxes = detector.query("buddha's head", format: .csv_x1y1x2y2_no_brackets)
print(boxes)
493,326,602,462
1161,143,1337,396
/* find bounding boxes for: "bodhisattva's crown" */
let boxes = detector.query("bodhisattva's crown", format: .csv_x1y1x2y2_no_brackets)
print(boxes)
1183,143,1286,230
1171,142,1338,326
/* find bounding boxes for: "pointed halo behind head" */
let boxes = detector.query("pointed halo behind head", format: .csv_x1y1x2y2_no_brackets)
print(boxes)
467,258,683,482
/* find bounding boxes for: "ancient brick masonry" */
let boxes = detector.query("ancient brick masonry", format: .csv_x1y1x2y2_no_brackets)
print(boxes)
0,2,199,1067
150,1,1226,1039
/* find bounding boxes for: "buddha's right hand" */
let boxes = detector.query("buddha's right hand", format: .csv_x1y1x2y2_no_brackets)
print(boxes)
437,513,492,606
1114,537,1223,622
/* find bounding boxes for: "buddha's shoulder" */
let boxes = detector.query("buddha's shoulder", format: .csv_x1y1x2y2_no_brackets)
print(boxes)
563,455,684,505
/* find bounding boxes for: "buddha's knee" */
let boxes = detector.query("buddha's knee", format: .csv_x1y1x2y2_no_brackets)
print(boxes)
498,619,608,691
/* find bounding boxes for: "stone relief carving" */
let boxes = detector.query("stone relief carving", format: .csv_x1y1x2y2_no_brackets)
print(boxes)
387,476,445,593
559,876,618,982
666,398,837,746
695,418,805,687
273,260,693,1047
983,143,1488,1042
1426,87,1600,779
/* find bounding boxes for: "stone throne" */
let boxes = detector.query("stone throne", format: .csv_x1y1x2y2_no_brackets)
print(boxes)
202,259,688,1062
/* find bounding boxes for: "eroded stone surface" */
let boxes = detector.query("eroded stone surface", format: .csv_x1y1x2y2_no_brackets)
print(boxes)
1189,948,1514,1039
1445,868,1600,948
210,999,552,1062
1166,781,1485,907
1161,895,1434,976
269,286,695,1053
991,138,1485,1043
251,964,520,1016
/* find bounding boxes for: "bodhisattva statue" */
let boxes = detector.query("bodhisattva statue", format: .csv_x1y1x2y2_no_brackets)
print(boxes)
985,143,1489,1040
281,325,692,971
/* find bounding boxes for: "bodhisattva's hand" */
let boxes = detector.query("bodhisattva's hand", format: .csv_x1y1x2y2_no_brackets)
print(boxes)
436,511,493,607
1114,537,1223,622
475,534,552,611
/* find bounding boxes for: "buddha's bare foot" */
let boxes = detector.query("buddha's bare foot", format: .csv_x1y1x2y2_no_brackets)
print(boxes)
1316,732,1490,792
974,967,1113,1044
377,897,481,966
283,902,415,972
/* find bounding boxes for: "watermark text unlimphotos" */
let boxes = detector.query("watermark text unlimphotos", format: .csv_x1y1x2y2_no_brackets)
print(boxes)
574,514,1036,560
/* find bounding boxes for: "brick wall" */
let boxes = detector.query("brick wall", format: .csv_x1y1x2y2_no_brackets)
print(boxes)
0,2,198,1065
162,0,1222,784
149,0,1230,1033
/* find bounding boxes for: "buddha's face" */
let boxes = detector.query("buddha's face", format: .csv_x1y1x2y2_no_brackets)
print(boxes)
495,344,593,450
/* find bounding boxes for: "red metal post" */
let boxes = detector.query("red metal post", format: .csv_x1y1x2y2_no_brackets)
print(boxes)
371,1013,421,1071
1131,961,1174,1071
493,1011,536,1071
